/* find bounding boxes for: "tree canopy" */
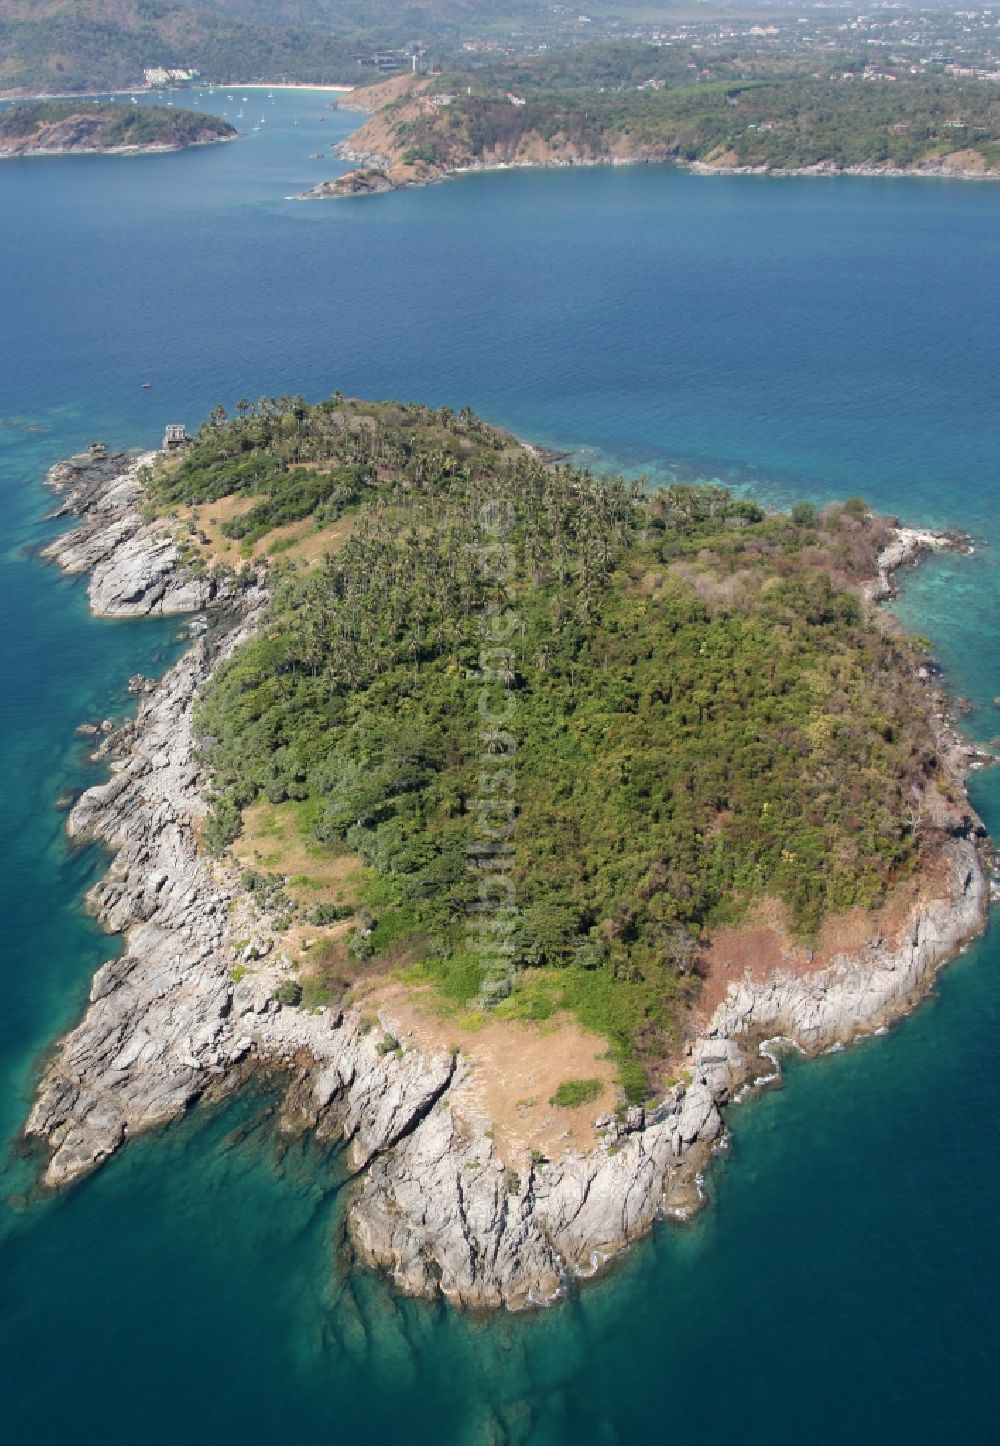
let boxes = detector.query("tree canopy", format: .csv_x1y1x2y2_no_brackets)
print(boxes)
149,397,945,1095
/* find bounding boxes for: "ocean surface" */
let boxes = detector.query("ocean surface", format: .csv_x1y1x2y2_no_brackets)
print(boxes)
1,88,999,1443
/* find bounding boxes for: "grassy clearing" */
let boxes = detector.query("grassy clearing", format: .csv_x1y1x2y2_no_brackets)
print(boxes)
232,801,361,912
172,495,358,571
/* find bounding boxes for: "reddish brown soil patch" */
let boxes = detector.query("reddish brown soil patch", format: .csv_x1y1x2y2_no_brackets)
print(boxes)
697,846,951,1024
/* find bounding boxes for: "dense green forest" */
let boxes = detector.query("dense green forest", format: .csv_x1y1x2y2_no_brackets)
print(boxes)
149,399,944,1093
385,61,1000,173
0,99,235,147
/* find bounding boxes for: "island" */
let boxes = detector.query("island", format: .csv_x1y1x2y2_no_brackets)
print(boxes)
0,101,236,157
302,58,1000,200
25,398,992,1310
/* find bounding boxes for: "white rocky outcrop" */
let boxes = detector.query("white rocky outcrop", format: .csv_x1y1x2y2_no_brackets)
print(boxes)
24,462,992,1309
864,523,972,604
43,453,216,616
347,835,985,1307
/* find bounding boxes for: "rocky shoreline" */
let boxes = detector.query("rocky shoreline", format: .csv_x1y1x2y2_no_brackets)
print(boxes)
684,157,1000,182
23,449,993,1310
0,137,236,159
299,145,1000,201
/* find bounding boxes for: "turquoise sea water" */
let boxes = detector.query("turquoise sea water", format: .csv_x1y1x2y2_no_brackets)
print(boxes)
1,89,999,1442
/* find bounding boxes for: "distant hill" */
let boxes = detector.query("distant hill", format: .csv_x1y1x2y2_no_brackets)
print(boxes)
0,0,374,95
0,1,727,96
192,0,541,24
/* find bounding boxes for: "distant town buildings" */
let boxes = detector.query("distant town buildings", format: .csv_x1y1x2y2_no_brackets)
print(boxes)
352,50,410,75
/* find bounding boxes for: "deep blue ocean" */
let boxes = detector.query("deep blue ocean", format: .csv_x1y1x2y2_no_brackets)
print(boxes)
1,88,999,1443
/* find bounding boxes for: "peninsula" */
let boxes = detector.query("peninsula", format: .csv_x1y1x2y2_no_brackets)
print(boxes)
302,57,1000,200
0,100,236,156
26,399,991,1309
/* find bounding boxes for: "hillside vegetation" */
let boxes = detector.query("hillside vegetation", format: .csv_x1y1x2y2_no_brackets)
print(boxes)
0,0,364,93
148,397,949,1095
332,45,1000,186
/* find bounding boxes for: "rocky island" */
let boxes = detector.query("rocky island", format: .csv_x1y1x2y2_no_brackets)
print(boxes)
0,101,236,157
25,399,992,1309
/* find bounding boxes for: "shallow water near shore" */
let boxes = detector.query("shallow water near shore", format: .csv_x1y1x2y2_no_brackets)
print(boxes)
1,88,1000,1441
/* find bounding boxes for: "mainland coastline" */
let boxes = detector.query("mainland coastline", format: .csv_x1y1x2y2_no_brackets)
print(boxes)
300,74,1000,201
22,415,993,1311
303,151,1000,202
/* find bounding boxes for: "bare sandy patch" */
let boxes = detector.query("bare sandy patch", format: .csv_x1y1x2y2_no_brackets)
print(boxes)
264,511,357,565
705,146,741,168
174,494,357,570
174,493,255,569
940,147,988,173
338,72,424,114
361,981,618,1166
232,801,361,909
